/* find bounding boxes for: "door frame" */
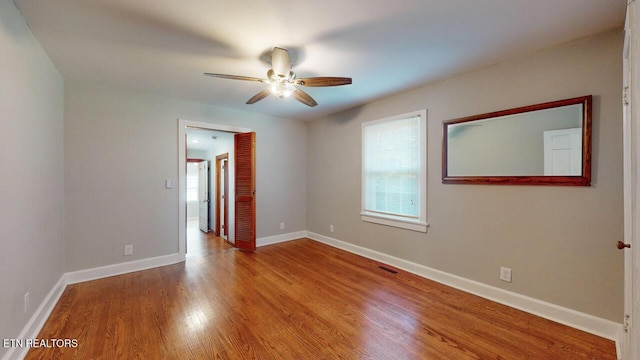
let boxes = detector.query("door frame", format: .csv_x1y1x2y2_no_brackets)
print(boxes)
215,153,229,239
178,119,251,261
622,2,639,358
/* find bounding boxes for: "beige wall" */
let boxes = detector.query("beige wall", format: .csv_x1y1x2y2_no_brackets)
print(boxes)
0,1,65,355
64,82,307,271
307,30,624,322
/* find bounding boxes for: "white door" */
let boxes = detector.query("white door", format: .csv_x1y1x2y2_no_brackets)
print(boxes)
543,128,582,175
198,161,209,232
220,158,227,240
623,2,639,358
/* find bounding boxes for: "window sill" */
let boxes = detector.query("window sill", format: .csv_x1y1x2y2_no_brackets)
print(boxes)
360,212,428,233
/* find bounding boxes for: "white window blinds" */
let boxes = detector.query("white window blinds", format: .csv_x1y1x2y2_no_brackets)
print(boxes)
363,115,420,219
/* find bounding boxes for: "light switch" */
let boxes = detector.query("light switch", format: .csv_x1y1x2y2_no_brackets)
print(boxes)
165,179,173,189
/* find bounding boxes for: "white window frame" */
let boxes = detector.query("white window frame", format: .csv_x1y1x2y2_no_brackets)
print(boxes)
361,109,428,232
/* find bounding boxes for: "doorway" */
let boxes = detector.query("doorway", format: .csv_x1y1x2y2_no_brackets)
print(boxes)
215,153,229,241
178,120,254,260
185,158,215,257
185,128,233,257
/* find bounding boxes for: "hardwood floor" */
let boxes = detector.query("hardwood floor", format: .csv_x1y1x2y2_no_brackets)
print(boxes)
27,236,616,359
185,219,232,258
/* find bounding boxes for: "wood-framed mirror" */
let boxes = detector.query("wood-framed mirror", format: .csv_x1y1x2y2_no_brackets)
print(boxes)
442,95,592,186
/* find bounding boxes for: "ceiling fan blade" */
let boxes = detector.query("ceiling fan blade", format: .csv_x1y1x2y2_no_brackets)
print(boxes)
271,47,291,77
295,77,352,87
292,89,318,107
204,73,266,82
246,89,271,104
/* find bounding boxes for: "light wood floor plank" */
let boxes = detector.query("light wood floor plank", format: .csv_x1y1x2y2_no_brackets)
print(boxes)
26,234,616,359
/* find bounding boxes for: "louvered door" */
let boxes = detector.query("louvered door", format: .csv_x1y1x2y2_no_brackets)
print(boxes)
234,132,256,251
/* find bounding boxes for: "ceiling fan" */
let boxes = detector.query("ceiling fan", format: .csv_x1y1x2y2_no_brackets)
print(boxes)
204,47,352,107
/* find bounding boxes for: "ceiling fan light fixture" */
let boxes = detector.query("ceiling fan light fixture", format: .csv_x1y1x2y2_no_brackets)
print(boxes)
204,47,351,107
269,79,297,98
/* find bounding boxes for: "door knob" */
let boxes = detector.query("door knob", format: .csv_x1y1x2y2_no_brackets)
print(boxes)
617,241,631,249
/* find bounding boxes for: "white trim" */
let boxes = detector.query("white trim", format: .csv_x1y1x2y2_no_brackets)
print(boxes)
177,119,252,262
307,231,623,348
360,213,428,232
1,276,67,360
2,254,182,360
622,3,640,360
1,232,298,360
65,253,182,284
622,7,634,360
257,231,308,247
180,119,251,134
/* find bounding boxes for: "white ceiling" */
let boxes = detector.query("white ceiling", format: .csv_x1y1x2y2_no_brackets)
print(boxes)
14,0,625,121
185,128,234,152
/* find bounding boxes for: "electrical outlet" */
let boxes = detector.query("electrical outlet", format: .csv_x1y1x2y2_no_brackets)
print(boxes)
330,224,334,233
24,292,29,314
500,267,512,283
280,222,285,230
124,244,133,256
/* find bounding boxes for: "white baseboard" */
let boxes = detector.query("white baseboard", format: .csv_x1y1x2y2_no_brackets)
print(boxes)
65,253,182,285
307,231,623,346
257,230,307,247
1,276,67,360
1,235,300,360
2,253,183,360
62,230,306,286
27,232,301,291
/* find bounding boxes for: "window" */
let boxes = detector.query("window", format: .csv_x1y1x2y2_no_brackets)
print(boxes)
186,162,199,202
361,110,428,232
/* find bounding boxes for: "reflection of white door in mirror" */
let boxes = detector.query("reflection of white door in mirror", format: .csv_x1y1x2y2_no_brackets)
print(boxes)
543,128,582,175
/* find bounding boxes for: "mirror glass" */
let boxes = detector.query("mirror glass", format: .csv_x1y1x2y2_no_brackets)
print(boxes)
442,96,591,186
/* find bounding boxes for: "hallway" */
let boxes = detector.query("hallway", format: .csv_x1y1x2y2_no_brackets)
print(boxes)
186,218,232,258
